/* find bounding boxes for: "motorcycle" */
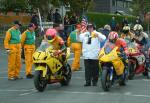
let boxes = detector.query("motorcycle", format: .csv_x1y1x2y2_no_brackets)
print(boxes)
99,42,128,91
128,42,150,79
33,43,72,92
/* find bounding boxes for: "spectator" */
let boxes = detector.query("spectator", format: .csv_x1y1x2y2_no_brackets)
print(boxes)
58,24,68,45
64,15,70,35
30,13,39,28
110,16,117,31
47,9,53,22
69,13,78,31
69,13,78,25
53,9,62,24
122,17,129,27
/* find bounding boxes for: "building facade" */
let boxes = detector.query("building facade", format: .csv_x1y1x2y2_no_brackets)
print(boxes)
93,0,132,14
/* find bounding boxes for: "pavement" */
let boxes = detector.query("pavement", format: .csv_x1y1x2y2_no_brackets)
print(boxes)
0,50,150,103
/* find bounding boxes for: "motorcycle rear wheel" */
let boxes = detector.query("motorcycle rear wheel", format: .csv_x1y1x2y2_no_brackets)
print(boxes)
34,71,47,92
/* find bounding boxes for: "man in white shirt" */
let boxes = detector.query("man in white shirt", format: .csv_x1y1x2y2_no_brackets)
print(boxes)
78,23,106,86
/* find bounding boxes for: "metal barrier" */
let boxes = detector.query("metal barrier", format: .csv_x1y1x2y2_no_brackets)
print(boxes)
38,22,54,29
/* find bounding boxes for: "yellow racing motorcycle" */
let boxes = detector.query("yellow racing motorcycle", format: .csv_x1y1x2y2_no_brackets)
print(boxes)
99,42,128,91
33,43,71,92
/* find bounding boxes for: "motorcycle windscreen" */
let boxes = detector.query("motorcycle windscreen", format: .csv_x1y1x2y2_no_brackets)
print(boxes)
128,43,138,54
104,46,113,54
104,41,115,53
37,41,53,51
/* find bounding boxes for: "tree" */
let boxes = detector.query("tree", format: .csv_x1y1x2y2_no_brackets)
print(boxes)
132,0,150,16
0,0,29,12
63,0,93,14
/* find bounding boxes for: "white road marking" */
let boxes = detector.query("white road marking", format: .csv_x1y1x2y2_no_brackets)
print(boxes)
19,90,37,96
49,90,150,98
0,89,35,92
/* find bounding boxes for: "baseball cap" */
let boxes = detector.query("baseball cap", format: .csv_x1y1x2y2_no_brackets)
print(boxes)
13,20,22,26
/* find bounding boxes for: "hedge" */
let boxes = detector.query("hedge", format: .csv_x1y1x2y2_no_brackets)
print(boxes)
86,12,137,29
0,15,31,25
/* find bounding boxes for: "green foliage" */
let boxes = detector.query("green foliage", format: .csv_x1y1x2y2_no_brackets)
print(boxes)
64,0,93,14
131,0,150,15
0,0,30,12
86,12,137,28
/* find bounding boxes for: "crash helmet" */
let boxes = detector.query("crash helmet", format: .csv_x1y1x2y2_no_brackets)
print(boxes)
133,24,143,36
45,28,57,43
108,31,119,43
122,26,130,34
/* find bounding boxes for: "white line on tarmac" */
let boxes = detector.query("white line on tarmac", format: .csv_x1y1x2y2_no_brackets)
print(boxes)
0,89,35,92
49,90,150,98
19,90,37,96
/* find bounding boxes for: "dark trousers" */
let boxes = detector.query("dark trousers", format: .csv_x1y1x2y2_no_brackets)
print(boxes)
84,59,99,84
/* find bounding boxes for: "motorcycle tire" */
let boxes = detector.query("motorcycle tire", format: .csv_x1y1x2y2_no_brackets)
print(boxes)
34,71,47,92
142,71,148,76
101,67,111,91
60,63,72,86
128,62,135,80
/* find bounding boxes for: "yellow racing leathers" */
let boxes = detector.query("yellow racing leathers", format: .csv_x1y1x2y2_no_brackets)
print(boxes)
67,30,82,71
21,29,35,76
4,27,21,79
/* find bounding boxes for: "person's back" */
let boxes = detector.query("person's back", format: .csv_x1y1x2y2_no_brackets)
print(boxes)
31,14,38,27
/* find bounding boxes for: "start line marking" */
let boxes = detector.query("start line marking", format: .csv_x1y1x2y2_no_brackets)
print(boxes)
1,89,150,98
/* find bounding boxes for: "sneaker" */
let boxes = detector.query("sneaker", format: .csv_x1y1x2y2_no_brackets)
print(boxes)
26,74,34,79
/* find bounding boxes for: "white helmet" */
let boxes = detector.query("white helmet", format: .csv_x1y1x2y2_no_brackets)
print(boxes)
133,24,143,31
123,26,130,31
122,26,130,34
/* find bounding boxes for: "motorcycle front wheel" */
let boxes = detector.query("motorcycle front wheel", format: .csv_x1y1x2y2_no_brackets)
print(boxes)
34,71,47,92
101,67,111,91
